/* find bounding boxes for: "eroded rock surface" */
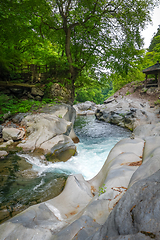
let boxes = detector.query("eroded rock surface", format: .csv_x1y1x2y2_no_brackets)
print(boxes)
16,113,77,161
2,127,25,141
74,101,97,115
1,102,160,240
18,113,72,150
0,137,145,240
95,97,160,131
88,170,160,240
134,122,160,138
0,104,79,162
87,136,160,240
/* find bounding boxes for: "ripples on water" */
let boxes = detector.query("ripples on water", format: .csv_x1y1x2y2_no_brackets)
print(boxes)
73,115,131,179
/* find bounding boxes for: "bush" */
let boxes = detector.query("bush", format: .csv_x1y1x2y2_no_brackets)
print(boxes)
0,94,52,123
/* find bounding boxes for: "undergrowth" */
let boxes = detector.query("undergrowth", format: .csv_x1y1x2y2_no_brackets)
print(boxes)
0,94,54,123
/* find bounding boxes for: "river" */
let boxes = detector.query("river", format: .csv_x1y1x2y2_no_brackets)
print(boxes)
0,115,130,223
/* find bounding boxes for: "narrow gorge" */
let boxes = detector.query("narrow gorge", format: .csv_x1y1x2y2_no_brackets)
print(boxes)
0,91,160,239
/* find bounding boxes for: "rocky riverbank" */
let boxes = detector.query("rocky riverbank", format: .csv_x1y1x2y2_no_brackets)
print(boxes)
0,104,79,160
95,89,160,131
1,82,160,239
0,104,79,223
1,129,160,240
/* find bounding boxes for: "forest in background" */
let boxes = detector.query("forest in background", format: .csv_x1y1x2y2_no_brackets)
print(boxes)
0,0,160,119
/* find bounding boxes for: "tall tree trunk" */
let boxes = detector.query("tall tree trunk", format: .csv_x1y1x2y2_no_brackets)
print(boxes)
65,27,77,104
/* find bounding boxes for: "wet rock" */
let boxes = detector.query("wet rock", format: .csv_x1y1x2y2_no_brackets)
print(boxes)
95,108,136,130
40,134,76,162
69,128,79,143
16,169,39,179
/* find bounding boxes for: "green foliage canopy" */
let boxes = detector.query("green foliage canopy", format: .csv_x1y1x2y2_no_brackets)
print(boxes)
0,0,158,102
148,25,160,52
143,25,160,69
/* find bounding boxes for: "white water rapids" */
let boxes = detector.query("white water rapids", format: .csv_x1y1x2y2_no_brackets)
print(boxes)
0,115,131,224
18,115,131,181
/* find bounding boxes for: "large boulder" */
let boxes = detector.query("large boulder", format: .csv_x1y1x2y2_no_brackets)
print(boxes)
95,97,159,131
2,127,25,141
39,134,76,161
74,101,97,115
88,170,160,240
39,103,79,143
15,103,79,161
17,113,75,159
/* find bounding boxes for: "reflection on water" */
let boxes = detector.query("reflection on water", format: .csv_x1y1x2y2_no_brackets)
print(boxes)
0,154,67,223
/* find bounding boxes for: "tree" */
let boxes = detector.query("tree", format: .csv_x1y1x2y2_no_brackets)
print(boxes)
29,0,157,101
148,25,160,52
0,0,59,68
0,0,157,102
143,26,160,69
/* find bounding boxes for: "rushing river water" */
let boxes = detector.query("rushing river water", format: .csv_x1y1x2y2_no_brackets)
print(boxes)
0,115,130,223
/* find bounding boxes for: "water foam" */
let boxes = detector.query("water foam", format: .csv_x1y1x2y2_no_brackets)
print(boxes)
18,115,130,180
18,137,123,181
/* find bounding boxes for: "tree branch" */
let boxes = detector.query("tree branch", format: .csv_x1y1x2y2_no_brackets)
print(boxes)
34,13,63,31
65,0,72,17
